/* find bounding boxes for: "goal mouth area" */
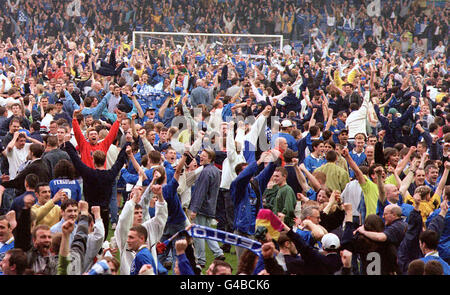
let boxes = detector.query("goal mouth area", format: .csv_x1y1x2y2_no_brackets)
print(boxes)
132,32,284,52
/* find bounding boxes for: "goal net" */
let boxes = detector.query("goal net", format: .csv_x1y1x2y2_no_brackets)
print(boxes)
132,31,284,54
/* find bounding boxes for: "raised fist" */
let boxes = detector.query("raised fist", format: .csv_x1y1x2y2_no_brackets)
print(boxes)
175,239,188,255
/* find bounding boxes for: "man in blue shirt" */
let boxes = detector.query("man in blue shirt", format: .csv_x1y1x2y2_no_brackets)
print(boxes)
190,79,212,107
355,204,408,253
349,133,367,178
419,230,450,275
128,225,159,275
304,140,326,173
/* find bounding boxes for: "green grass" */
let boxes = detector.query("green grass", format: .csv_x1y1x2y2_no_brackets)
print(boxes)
203,243,238,275
106,223,239,275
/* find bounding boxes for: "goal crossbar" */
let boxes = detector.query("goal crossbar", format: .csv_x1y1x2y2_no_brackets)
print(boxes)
132,31,284,51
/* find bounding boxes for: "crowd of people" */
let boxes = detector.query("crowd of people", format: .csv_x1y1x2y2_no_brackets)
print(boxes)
0,0,449,276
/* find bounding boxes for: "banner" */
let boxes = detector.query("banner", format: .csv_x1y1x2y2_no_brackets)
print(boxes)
367,0,381,17
181,225,263,256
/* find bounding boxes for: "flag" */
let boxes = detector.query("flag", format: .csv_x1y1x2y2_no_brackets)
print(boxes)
255,209,284,241
367,0,381,17
18,9,27,22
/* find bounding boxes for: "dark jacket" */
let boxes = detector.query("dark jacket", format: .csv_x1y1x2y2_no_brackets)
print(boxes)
2,159,51,195
53,111,73,127
189,163,221,218
341,221,399,275
286,229,343,275
398,209,446,274
276,92,302,115
62,141,129,208
374,104,414,148
13,207,58,275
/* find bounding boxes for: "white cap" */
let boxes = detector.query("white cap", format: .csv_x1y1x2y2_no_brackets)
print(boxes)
321,233,340,250
281,119,293,128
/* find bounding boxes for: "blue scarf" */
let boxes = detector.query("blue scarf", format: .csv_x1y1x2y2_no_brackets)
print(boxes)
164,225,263,257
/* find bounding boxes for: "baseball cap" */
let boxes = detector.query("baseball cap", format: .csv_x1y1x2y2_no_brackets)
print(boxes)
321,233,340,251
55,99,64,104
338,129,349,135
281,119,293,128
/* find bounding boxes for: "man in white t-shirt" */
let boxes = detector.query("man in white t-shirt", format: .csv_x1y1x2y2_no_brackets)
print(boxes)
2,132,31,179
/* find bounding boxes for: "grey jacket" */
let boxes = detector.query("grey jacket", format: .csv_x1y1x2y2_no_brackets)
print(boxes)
42,148,71,178
57,214,90,275
189,163,221,218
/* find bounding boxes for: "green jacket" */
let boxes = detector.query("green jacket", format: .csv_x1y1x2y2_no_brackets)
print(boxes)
273,184,297,228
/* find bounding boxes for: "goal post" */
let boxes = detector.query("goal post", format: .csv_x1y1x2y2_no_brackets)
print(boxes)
132,31,284,53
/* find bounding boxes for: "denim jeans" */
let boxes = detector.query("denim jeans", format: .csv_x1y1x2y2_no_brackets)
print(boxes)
158,221,186,266
192,214,224,266
109,178,118,225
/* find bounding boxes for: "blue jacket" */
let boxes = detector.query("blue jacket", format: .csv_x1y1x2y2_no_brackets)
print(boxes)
398,208,446,274
426,209,450,261
130,246,168,275
176,253,195,275
374,104,414,148
230,161,276,235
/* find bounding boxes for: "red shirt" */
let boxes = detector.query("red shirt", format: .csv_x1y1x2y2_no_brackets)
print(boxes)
72,118,120,168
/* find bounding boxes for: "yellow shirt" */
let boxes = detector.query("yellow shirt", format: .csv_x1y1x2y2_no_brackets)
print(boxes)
32,200,61,228
360,176,379,216
384,174,398,186
135,68,144,78
405,193,441,223
173,94,182,105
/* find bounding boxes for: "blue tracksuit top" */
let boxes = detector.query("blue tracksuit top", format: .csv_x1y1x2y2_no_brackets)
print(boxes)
230,161,276,235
